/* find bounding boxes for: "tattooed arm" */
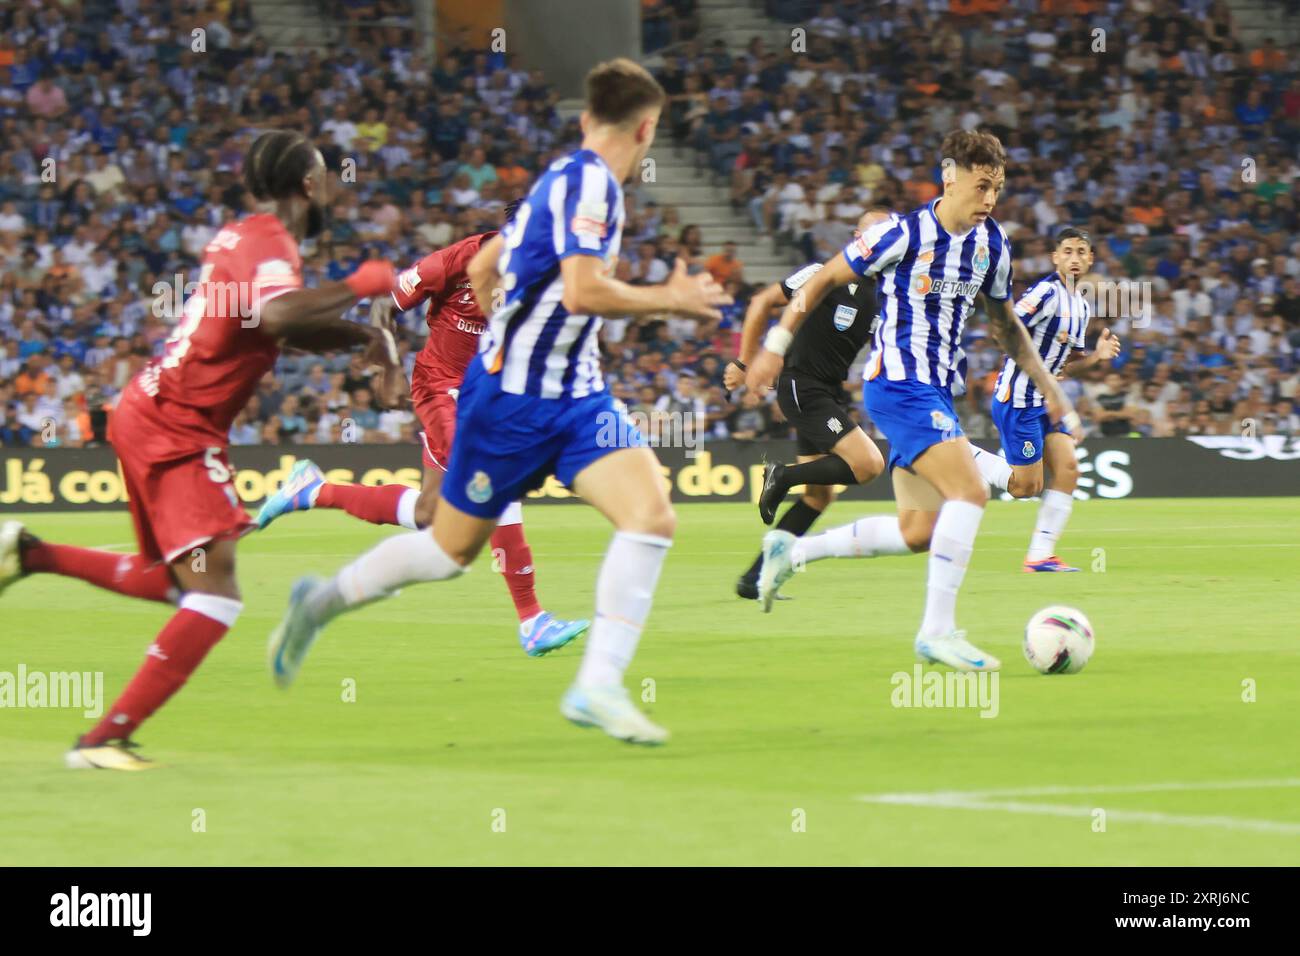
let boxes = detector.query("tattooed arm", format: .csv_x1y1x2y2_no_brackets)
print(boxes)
982,293,1081,438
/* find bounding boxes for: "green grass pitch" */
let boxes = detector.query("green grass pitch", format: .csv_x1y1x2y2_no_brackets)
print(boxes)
2,498,1297,865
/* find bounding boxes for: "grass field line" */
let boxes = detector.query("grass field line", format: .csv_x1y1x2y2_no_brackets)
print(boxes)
857,779,1300,835
84,521,1295,552
227,542,1300,561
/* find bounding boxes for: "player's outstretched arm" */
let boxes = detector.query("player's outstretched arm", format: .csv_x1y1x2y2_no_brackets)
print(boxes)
984,293,1081,438
724,282,787,391
260,261,397,349
467,234,505,316
1062,327,1121,378
744,252,855,393
738,284,788,370
365,296,407,409
560,256,732,321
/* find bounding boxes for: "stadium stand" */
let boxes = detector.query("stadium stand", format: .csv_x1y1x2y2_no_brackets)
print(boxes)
1,0,1298,452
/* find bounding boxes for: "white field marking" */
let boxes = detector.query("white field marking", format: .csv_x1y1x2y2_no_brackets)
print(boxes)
856,779,1300,835
246,524,1296,538
424,543,1300,560
242,530,373,540
982,524,1296,534
245,541,1300,561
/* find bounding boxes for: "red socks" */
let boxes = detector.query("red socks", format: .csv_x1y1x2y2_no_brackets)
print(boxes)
81,594,241,746
23,543,176,603
22,540,239,746
315,482,411,526
490,523,542,622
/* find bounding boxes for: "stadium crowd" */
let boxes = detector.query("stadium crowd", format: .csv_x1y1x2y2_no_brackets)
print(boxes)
2,0,1299,453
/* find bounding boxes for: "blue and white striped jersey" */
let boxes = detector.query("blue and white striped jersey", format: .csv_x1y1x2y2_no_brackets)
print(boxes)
845,198,1013,388
993,272,1090,408
479,148,624,399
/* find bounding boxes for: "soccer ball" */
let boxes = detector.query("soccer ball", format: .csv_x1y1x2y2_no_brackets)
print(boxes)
1023,605,1095,675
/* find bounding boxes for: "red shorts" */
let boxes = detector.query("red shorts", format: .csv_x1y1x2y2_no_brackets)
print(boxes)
110,395,254,564
410,361,460,472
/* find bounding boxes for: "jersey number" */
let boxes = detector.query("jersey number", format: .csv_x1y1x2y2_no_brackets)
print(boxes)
161,263,213,370
496,202,532,304
204,447,231,484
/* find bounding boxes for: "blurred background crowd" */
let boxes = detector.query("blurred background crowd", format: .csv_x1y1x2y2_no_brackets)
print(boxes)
1,0,1298,453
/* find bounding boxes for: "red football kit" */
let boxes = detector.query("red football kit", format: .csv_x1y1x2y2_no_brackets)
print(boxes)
391,231,495,470
14,212,318,755
110,213,302,563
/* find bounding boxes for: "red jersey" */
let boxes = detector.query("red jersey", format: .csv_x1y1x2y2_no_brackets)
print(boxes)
393,231,495,385
127,213,301,454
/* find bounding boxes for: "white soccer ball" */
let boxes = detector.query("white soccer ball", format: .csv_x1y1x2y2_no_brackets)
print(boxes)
1023,605,1095,675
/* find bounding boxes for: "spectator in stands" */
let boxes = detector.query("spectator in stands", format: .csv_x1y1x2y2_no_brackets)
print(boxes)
727,390,774,442
1093,372,1142,437
704,241,745,287
2,0,1298,451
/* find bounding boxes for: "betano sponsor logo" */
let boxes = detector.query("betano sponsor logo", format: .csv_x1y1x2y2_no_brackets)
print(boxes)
913,274,982,297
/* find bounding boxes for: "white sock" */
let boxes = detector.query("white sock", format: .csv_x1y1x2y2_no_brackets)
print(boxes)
179,592,244,627
395,488,421,530
575,531,671,689
794,516,911,564
1027,489,1074,561
919,500,984,639
308,531,466,622
969,445,1011,491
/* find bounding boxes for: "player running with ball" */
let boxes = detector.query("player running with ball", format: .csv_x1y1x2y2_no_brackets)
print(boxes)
0,131,405,768
746,130,1080,672
255,201,591,657
266,59,731,744
969,226,1121,571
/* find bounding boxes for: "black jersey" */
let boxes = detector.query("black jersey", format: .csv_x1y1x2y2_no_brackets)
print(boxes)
780,263,879,384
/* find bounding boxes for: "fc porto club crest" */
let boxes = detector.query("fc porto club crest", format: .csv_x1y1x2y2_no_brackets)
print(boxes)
832,303,858,331
930,410,955,433
1022,440,1036,459
974,245,990,271
466,470,493,504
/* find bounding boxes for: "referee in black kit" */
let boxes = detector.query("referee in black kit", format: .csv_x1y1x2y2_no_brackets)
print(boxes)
723,207,890,600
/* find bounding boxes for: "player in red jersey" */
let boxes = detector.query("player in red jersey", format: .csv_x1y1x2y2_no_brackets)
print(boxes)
0,131,404,770
254,202,591,657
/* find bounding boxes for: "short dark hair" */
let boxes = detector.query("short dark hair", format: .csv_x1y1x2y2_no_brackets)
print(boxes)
503,199,523,225
941,129,1007,173
1055,226,1092,248
585,58,666,127
243,130,319,201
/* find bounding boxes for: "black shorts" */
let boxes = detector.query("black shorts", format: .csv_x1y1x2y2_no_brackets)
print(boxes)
776,370,856,456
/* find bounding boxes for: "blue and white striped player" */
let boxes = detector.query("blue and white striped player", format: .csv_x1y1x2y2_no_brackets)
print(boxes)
970,227,1121,572
266,59,730,744
746,130,1080,672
